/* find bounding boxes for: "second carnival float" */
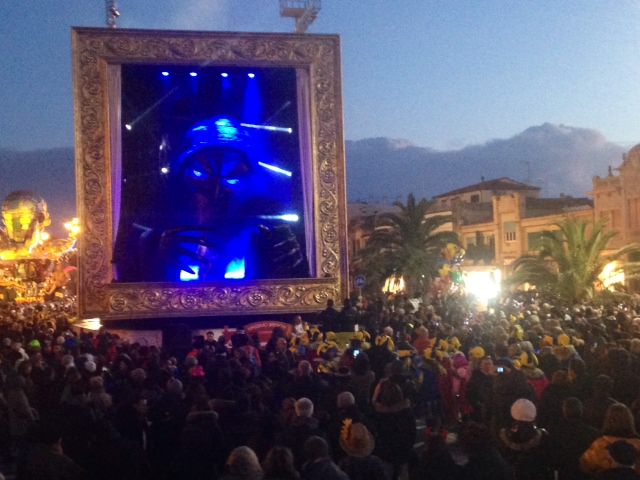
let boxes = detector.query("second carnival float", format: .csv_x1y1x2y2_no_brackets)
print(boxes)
61,26,349,348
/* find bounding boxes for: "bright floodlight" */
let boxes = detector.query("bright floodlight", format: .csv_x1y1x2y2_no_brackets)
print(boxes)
124,123,132,131
160,167,169,174
189,72,198,77
465,269,501,304
221,72,229,78
247,73,255,78
161,71,170,77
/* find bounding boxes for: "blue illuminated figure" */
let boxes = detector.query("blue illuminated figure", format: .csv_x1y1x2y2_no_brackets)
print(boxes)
114,116,307,282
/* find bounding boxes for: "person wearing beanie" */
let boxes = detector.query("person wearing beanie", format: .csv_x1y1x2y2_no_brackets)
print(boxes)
499,398,549,479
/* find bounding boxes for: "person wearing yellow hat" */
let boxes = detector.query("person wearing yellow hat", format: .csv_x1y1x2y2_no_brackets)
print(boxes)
557,333,571,347
469,346,486,361
519,350,548,401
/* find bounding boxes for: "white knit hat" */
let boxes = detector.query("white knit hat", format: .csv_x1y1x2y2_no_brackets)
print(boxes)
511,398,536,422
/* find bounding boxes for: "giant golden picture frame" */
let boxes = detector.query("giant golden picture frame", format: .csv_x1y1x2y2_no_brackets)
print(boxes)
72,27,349,320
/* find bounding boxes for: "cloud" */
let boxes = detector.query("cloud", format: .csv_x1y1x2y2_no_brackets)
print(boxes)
167,0,232,31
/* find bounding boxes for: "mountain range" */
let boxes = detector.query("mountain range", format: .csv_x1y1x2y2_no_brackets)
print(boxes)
0,123,631,235
346,123,627,203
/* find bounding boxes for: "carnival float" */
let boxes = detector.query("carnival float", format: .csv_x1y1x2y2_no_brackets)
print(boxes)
0,191,77,303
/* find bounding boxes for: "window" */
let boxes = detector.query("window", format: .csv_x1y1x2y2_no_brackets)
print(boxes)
470,194,480,203
504,221,517,242
527,232,544,251
465,235,477,248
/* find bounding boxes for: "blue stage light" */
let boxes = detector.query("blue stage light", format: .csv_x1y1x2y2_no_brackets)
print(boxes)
241,122,293,134
221,72,229,78
258,161,292,177
180,265,200,281
214,118,239,141
224,258,246,279
259,213,299,222
225,179,240,185
247,73,255,78
192,169,203,178
189,72,198,77
161,71,170,77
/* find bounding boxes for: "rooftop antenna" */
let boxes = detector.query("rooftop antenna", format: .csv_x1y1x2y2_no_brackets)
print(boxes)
279,0,321,33
106,0,121,28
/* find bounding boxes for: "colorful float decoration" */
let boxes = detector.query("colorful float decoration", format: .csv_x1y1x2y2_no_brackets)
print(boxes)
0,191,77,303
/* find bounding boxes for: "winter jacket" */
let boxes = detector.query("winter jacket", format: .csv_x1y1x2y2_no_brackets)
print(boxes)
580,435,640,475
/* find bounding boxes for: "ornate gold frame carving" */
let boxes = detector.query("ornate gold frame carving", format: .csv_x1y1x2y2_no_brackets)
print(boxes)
72,28,349,320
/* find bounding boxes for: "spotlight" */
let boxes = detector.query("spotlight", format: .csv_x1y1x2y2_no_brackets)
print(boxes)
189,72,198,77
160,167,169,174
124,123,132,131
247,73,255,79
161,71,170,77
258,161,292,177
221,72,229,78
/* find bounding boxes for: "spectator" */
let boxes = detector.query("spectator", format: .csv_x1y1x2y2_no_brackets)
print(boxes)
546,397,600,480
262,446,300,480
279,397,324,469
338,421,389,480
596,440,640,479
17,420,84,480
300,436,348,480
498,398,549,480
584,375,618,430
459,421,512,480
581,403,640,475
372,380,416,479
222,446,263,480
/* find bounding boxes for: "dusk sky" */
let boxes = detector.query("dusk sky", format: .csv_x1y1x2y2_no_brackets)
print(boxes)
1,0,639,151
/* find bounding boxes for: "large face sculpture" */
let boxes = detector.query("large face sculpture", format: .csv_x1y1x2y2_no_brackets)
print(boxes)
1,191,50,246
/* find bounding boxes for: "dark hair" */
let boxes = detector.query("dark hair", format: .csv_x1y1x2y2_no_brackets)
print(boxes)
608,440,638,466
304,436,329,461
593,374,614,396
603,403,637,437
562,397,583,420
262,446,299,479
378,381,403,407
568,358,586,377
460,421,493,453
352,351,371,375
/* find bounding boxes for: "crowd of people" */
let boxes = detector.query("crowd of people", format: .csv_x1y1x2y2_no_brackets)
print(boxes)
2,294,640,479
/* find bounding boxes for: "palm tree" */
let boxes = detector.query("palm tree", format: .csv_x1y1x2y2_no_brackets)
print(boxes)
507,218,640,304
355,194,458,294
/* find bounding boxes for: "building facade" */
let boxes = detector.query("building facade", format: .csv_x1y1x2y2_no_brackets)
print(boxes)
348,144,640,285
